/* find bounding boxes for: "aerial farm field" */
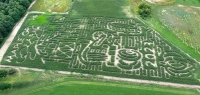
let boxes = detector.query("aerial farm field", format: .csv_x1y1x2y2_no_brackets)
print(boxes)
1,0,200,94
29,0,72,12
2,13,200,85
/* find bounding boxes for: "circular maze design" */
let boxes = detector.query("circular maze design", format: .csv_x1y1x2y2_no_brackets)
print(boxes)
118,49,141,61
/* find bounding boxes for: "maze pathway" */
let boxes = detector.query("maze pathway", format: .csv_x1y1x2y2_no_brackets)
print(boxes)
2,14,200,84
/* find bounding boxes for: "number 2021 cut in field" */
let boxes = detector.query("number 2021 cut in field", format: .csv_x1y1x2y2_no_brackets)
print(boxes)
2,13,200,85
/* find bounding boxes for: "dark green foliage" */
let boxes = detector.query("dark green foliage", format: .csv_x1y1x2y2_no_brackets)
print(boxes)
8,68,17,75
0,70,7,78
138,3,151,19
19,0,31,8
0,38,3,45
0,0,33,46
0,0,6,3
0,83,11,90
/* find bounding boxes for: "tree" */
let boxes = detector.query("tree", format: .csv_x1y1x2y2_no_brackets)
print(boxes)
0,0,33,44
19,0,30,9
8,68,17,75
0,83,11,90
0,0,6,3
0,37,3,45
8,8,21,22
0,22,7,37
3,15,14,28
0,70,7,78
0,15,14,37
138,3,151,19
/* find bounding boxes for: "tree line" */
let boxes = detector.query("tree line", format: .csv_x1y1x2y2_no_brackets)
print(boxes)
0,0,33,44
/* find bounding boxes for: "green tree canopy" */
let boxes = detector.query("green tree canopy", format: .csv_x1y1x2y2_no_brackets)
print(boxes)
0,0,32,41
138,3,151,19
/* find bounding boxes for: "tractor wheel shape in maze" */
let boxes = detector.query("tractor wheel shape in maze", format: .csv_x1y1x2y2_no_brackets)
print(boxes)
3,14,200,84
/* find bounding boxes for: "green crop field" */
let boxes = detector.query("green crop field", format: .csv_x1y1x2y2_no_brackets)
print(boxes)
1,77,199,95
68,0,127,17
1,68,198,95
174,0,200,6
29,0,72,12
1,12,200,85
1,0,200,94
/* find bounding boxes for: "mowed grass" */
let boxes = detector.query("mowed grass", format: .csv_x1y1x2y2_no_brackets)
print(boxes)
0,68,198,95
28,13,49,25
0,68,50,90
29,0,72,12
174,0,200,7
156,5,200,53
148,0,200,61
69,0,127,17
0,69,41,84
1,77,199,95
128,0,200,61
143,10,200,62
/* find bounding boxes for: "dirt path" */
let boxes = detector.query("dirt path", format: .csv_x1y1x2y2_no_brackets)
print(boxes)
0,64,200,89
122,6,133,18
103,76,200,89
28,0,36,10
0,65,45,72
145,0,164,3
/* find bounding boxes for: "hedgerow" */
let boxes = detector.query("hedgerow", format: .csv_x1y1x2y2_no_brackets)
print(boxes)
0,83,11,90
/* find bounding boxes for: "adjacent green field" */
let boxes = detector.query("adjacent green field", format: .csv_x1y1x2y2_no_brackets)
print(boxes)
0,68,55,91
126,0,200,61
0,69,41,84
1,12,200,85
1,77,199,95
29,0,72,12
156,5,200,53
128,0,200,62
1,68,198,95
174,0,200,6
68,0,127,17
146,0,200,79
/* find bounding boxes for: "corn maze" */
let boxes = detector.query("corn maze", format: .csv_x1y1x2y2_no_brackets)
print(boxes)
2,14,200,84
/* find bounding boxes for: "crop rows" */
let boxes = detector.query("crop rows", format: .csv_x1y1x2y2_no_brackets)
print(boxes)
2,14,199,84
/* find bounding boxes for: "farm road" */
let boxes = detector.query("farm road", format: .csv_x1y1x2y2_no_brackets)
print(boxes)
0,65,200,89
